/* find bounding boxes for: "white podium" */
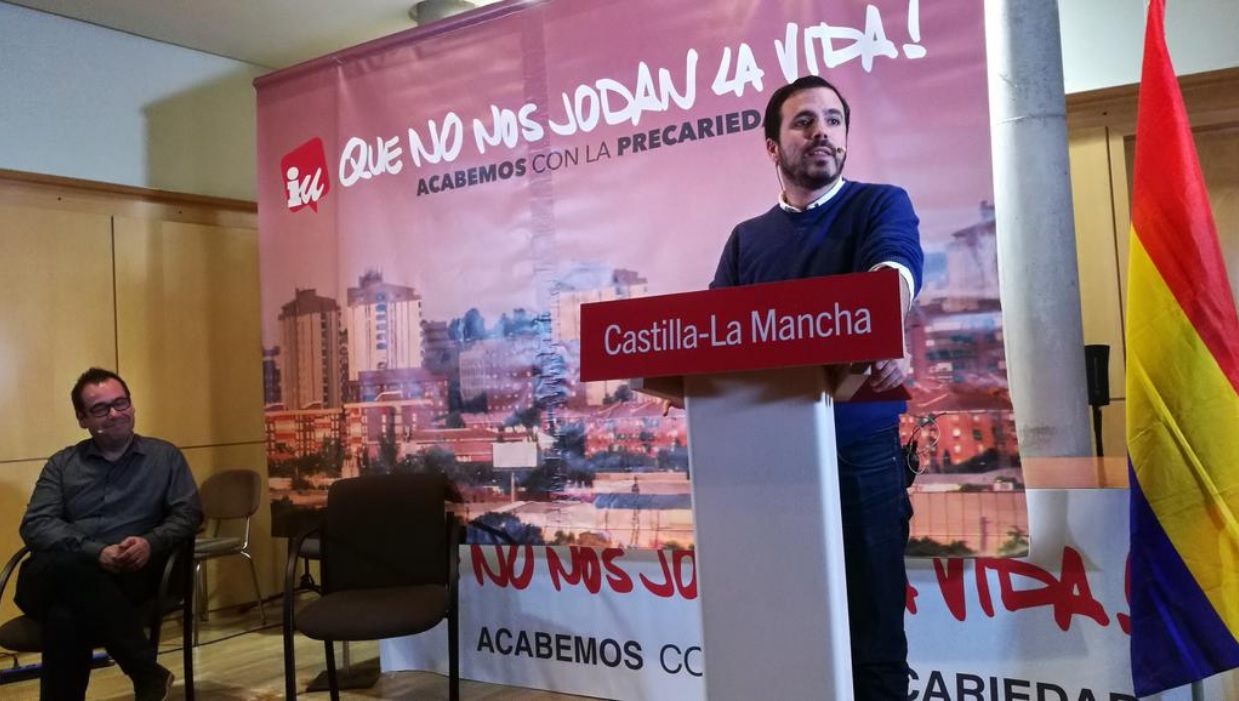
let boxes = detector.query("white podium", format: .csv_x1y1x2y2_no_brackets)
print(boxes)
581,270,905,701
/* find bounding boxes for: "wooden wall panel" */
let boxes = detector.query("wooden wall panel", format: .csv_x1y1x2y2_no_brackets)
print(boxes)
1068,129,1127,395
0,205,115,463
1194,126,1239,302
1111,134,1133,316
1067,68,1239,457
113,218,264,448
1099,400,1125,464
0,460,46,624
1067,129,1131,459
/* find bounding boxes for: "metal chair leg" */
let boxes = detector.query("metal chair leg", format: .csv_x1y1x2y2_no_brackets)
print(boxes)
195,560,209,621
183,581,196,701
241,551,267,625
283,619,298,701
448,606,460,701
297,555,319,593
192,560,205,646
324,640,340,701
283,541,299,701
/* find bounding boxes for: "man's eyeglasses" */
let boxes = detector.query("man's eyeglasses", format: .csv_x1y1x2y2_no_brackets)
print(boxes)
86,397,131,418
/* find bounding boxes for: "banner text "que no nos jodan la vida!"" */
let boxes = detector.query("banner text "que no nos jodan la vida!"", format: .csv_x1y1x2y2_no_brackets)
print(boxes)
257,0,1024,558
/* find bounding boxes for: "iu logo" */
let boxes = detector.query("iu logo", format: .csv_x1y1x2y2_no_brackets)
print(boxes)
280,138,331,212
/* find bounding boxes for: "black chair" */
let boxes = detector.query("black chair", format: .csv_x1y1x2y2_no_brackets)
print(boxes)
283,472,461,701
0,538,196,700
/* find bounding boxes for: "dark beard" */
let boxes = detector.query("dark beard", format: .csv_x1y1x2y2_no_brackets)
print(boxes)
780,150,844,192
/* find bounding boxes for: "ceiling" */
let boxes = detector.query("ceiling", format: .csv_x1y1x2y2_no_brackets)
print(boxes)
4,0,503,70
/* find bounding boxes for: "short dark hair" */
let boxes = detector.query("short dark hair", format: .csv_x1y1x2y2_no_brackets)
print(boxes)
762,75,851,142
71,367,130,415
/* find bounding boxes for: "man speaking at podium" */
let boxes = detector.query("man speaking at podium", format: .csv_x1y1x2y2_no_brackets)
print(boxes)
710,75,923,701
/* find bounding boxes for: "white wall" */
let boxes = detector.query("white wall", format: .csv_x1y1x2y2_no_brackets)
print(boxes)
0,2,267,201
1060,0,1239,94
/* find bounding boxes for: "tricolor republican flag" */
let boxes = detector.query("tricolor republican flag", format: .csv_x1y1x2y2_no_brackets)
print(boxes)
1126,0,1239,696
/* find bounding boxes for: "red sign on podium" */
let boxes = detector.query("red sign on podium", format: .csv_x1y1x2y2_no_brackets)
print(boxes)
579,269,904,382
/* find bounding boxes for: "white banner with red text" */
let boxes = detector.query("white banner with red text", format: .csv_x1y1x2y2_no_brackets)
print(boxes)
380,489,1208,701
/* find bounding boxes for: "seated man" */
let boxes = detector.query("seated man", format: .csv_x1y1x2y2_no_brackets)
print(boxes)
16,367,202,701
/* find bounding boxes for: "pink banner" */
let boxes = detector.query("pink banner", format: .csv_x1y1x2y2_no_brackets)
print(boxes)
257,0,1025,556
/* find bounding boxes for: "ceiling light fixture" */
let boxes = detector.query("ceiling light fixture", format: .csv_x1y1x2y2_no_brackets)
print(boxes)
409,0,477,25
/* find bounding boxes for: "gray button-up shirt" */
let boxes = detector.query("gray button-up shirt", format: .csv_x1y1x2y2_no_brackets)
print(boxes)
19,434,203,561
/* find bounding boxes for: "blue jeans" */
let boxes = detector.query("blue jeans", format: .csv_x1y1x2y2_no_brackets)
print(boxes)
837,425,912,701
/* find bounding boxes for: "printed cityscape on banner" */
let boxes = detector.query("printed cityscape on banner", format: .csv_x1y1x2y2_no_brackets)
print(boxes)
264,198,1026,558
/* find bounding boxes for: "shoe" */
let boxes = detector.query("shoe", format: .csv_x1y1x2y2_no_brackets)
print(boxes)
134,664,174,701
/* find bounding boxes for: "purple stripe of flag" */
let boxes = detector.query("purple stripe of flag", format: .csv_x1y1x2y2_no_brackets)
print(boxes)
1128,460,1239,696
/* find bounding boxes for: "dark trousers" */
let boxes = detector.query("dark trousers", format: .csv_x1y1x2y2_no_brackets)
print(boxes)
15,551,163,701
838,425,913,701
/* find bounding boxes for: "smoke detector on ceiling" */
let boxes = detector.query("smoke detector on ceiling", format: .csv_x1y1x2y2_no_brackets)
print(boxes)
409,0,477,24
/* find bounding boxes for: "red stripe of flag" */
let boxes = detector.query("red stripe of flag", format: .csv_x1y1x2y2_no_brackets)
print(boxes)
1130,0,1239,393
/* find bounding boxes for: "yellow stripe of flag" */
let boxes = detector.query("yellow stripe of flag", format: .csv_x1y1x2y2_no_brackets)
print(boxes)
1128,232,1239,632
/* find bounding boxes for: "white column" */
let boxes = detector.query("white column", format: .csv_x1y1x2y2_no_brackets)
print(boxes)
985,0,1092,456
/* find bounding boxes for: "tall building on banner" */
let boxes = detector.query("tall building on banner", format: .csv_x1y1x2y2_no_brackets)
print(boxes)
345,270,423,379
279,288,343,409
1126,0,1239,696
421,319,459,379
553,264,648,405
553,264,648,342
459,337,539,415
944,200,999,305
262,346,282,407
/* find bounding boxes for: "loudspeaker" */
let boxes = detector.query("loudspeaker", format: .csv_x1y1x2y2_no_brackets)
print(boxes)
1084,344,1110,407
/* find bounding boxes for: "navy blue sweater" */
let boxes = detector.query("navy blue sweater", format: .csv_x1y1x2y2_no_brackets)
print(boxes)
710,181,923,445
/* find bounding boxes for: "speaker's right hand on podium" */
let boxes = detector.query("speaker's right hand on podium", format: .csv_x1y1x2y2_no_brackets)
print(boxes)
868,356,908,393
